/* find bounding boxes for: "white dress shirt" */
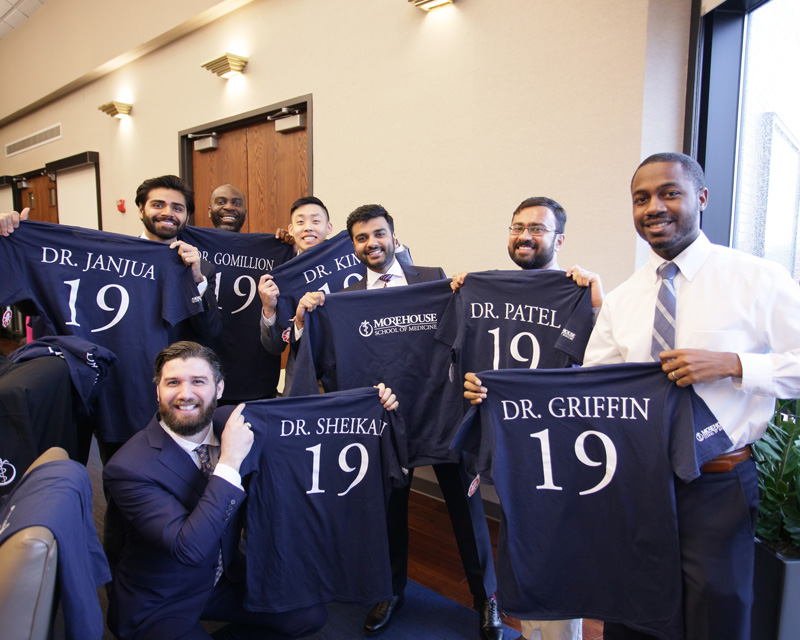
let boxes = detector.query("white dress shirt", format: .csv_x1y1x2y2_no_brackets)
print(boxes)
365,258,408,289
584,232,800,450
160,420,242,488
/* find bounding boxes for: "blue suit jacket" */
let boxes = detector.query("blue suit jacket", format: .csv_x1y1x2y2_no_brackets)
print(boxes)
103,415,246,639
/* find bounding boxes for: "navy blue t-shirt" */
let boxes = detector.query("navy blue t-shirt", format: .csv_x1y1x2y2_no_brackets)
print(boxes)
0,459,111,640
8,335,118,411
290,280,464,466
220,388,407,612
436,270,593,377
181,226,294,401
0,221,202,441
452,363,732,640
268,230,366,326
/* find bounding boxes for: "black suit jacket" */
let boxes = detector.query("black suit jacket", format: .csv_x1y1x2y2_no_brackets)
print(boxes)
168,258,223,345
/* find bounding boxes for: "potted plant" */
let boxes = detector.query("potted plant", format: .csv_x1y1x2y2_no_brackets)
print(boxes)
751,398,800,640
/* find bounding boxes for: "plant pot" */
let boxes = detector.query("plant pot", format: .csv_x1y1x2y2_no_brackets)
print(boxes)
751,538,800,640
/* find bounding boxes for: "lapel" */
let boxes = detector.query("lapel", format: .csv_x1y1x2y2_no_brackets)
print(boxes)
400,263,422,284
145,417,208,499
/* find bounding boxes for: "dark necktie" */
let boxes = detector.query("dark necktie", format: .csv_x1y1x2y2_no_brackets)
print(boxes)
651,261,679,361
194,444,224,585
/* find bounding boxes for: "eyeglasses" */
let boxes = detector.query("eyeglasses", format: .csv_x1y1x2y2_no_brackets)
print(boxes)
508,225,557,236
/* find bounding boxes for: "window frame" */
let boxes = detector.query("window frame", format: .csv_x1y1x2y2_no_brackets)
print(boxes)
691,0,773,247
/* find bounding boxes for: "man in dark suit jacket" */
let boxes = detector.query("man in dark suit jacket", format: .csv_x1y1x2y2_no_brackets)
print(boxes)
295,204,502,640
259,196,414,396
103,341,326,640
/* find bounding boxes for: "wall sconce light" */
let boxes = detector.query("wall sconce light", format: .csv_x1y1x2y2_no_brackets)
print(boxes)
98,101,133,118
202,53,249,79
408,0,454,10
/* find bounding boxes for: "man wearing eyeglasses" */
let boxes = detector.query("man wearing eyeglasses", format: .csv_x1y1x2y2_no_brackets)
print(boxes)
453,197,603,311
459,197,602,640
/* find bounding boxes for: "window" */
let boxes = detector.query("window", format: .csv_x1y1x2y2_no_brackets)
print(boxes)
696,0,800,278
732,0,800,278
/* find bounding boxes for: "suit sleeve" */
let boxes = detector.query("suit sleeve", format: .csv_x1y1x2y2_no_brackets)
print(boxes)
185,262,224,341
289,307,338,396
260,312,289,356
104,455,245,567
396,245,414,267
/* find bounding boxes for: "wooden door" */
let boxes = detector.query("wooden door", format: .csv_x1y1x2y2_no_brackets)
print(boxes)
19,174,58,223
191,120,307,233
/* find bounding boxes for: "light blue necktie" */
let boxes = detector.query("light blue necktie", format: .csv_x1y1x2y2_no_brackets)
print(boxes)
651,261,679,361
195,444,224,585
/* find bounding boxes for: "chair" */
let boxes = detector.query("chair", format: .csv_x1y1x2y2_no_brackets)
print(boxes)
0,447,68,640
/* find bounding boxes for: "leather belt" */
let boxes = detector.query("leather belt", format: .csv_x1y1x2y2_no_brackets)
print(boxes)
700,445,751,473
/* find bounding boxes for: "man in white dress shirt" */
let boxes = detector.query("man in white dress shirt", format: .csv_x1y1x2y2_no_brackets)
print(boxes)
583,152,800,640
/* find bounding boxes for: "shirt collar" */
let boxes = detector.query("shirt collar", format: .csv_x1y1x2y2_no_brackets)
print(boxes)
646,231,711,283
159,419,219,455
365,258,404,287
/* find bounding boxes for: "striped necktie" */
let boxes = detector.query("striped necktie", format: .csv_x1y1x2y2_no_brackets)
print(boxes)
651,261,679,361
195,444,224,585
379,273,393,288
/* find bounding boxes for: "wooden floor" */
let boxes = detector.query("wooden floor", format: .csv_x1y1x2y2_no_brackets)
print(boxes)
407,490,604,639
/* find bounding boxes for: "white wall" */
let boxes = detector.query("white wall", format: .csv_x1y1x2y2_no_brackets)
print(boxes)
0,0,692,292
0,185,12,212
56,164,99,229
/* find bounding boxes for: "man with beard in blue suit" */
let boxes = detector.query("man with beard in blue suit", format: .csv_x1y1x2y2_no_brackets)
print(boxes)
103,341,327,640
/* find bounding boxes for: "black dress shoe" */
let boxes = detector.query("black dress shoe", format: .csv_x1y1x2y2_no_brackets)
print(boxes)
363,594,405,635
477,596,503,640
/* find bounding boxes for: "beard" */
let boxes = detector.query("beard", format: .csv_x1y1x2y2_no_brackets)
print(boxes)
509,238,556,270
211,211,245,232
159,395,217,437
142,214,186,240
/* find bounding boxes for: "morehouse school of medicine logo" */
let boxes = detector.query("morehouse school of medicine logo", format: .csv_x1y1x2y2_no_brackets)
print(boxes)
359,321,374,337
696,422,724,442
0,458,17,487
358,313,438,338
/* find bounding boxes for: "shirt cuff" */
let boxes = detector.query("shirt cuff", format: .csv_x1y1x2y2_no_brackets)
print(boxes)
261,309,276,326
196,276,208,296
213,463,243,490
294,324,304,341
736,352,772,394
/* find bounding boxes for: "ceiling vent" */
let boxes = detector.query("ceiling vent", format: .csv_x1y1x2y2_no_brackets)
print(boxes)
5,123,62,158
